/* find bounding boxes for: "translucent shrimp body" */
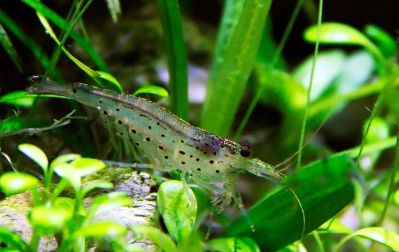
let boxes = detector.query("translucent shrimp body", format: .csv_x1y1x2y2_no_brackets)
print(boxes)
28,75,279,208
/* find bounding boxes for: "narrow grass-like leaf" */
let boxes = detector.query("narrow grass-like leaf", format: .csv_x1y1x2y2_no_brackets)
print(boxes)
0,226,29,251
0,10,62,79
134,85,169,97
0,23,22,72
0,172,38,195
21,0,110,73
201,0,272,136
156,0,188,119
37,15,122,92
335,227,399,251
105,0,121,23
18,143,48,172
228,154,355,251
157,180,197,244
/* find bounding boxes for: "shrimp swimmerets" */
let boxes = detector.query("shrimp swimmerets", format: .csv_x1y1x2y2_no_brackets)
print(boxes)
27,75,280,209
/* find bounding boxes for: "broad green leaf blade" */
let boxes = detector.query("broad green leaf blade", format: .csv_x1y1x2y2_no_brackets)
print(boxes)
96,71,123,92
70,158,106,177
77,221,126,238
157,180,197,244
29,205,73,235
303,22,385,70
209,237,260,252
132,226,176,252
156,0,188,120
228,154,355,251
293,50,347,101
50,154,82,170
0,23,22,72
134,85,169,97
105,0,121,22
0,172,38,195
304,23,370,46
18,143,48,172
365,25,397,58
0,91,70,108
0,91,36,107
364,117,389,143
90,192,132,216
81,180,113,197
201,0,272,136
336,227,399,251
0,226,29,251
54,163,81,192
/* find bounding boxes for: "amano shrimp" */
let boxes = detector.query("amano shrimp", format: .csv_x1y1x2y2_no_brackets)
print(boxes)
28,75,280,209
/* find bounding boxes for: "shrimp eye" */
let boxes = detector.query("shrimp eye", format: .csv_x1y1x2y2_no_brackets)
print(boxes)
240,145,251,157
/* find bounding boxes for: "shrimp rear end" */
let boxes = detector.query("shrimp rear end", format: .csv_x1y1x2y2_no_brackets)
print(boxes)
27,75,75,98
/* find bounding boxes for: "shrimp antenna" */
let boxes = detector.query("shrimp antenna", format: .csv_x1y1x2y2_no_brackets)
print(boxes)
273,108,335,172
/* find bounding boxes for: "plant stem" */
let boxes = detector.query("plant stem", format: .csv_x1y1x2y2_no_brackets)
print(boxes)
296,0,323,168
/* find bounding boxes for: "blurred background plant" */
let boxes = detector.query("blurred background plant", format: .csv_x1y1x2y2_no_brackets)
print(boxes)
0,0,398,251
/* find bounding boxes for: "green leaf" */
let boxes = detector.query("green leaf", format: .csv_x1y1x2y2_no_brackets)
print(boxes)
0,91,67,108
0,10,62,79
0,172,38,195
21,0,110,73
336,227,399,251
50,154,82,170
303,22,385,71
36,14,121,92
0,91,35,107
201,0,272,136
132,226,176,252
0,23,22,72
81,180,113,198
96,71,123,93
90,192,131,216
293,50,346,101
156,0,188,119
134,85,169,97
157,180,197,244
365,25,397,58
18,143,48,172
228,154,355,251
209,237,260,252
0,226,29,251
364,117,389,143
77,221,126,238
304,23,371,46
29,205,72,235
70,158,106,177
54,163,81,192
